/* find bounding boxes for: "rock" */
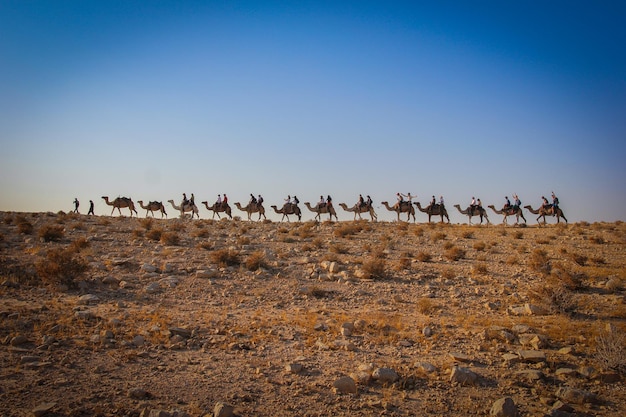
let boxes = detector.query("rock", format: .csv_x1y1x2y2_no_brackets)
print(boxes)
102,276,119,285
169,327,192,338
128,388,151,399
518,350,546,363
551,400,574,413
422,326,433,337
132,335,145,347
524,303,548,315
555,387,596,404
10,335,29,346
285,363,303,374
20,355,40,364
159,276,179,288
32,402,56,417
449,366,479,386
555,368,577,378
490,397,517,417
196,269,218,279
77,294,100,305
514,370,544,382
449,352,472,363
142,263,157,273
329,261,340,273
213,402,234,417
502,353,520,364
340,322,355,337
416,362,437,373
372,367,399,384
333,376,357,394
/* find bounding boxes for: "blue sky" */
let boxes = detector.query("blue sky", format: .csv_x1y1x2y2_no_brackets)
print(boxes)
1,1,625,222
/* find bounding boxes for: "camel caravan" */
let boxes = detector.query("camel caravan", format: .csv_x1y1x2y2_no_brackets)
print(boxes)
94,192,567,225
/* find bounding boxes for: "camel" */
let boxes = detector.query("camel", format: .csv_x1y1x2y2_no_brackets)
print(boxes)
271,203,302,222
414,202,450,223
101,196,138,217
487,205,526,225
524,205,568,224
304,202,338,221
453,204,490,225
137,200,167,218
168,200,199,219
338,203,377,221
234,202,266,221
381,201,416,222
201,201,232,219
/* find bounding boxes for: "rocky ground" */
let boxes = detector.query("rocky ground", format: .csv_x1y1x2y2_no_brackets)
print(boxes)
1,211,625,417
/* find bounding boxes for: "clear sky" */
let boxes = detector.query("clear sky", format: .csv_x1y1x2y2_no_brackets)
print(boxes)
1,1,625,222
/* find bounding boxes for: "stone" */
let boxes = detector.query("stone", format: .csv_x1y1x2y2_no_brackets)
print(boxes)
10,335,29,346
518,350,546,363
285,363,303,374
128,388,150,399
449,352,472,362
77,294,100,305
422,326,433,337
213,402,234,417
32,402,56,417
555,387,596,404
514,370,544,382
490,397,517,417
333,376,357,394
372,367,399,384
555,368,577,378
449,366,479,386
141,263,157,273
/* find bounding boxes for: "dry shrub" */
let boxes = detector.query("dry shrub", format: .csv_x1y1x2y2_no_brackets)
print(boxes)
193,228,210,238
589,235,605,244
529,274,578,316
145,228,163,242
245,250,269,271
168,222,186,232
238,236,251,245
506,255,519,265
550,261,584,290
528,248,551,275
461,230,474,239
139,218,153,230
473,241,486,251
330,242,349,254
471,262,488,276
160,232,180,246
513,231,523,239
416,251,432,262
394,256,411,272
16,216,33,234
443,241,454,250
595,328,626,374
413,227,424,237
441,267,455,279
334,223,363,238
38,224,65,242
35,248,88,288
416,298,437,315
431,232,446,242
210,248,241,267
197,241,213,251
444,246,465,261
568,252,588,266
311,237,324,249
361,256,387,280
69,237,90,252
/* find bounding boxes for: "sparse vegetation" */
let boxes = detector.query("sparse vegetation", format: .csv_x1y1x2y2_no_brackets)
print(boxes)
35,247,88,288
210,248,241,267
38,224,65,242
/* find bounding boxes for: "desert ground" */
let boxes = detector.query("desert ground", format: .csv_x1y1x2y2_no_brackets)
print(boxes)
1,210,625,417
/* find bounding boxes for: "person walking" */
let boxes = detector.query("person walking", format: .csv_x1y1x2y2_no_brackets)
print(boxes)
73,198,80,213
88,200,94,215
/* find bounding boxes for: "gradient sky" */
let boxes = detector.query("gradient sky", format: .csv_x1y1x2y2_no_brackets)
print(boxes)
2,1,625,222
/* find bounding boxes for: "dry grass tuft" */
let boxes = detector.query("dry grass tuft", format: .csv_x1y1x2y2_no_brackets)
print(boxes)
145,228,163,242
595,328,626,374
160,231,180,246
16,215,34,234
35,247,88,288
473,241,486,251
528,248,551,275
361,256,387,280
431,232,446,242
245,250,269,271
416,251,432,262
38,224,65,242
444,246,465,261
416,298,437,315
210,248,241,267
334,222,363,238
